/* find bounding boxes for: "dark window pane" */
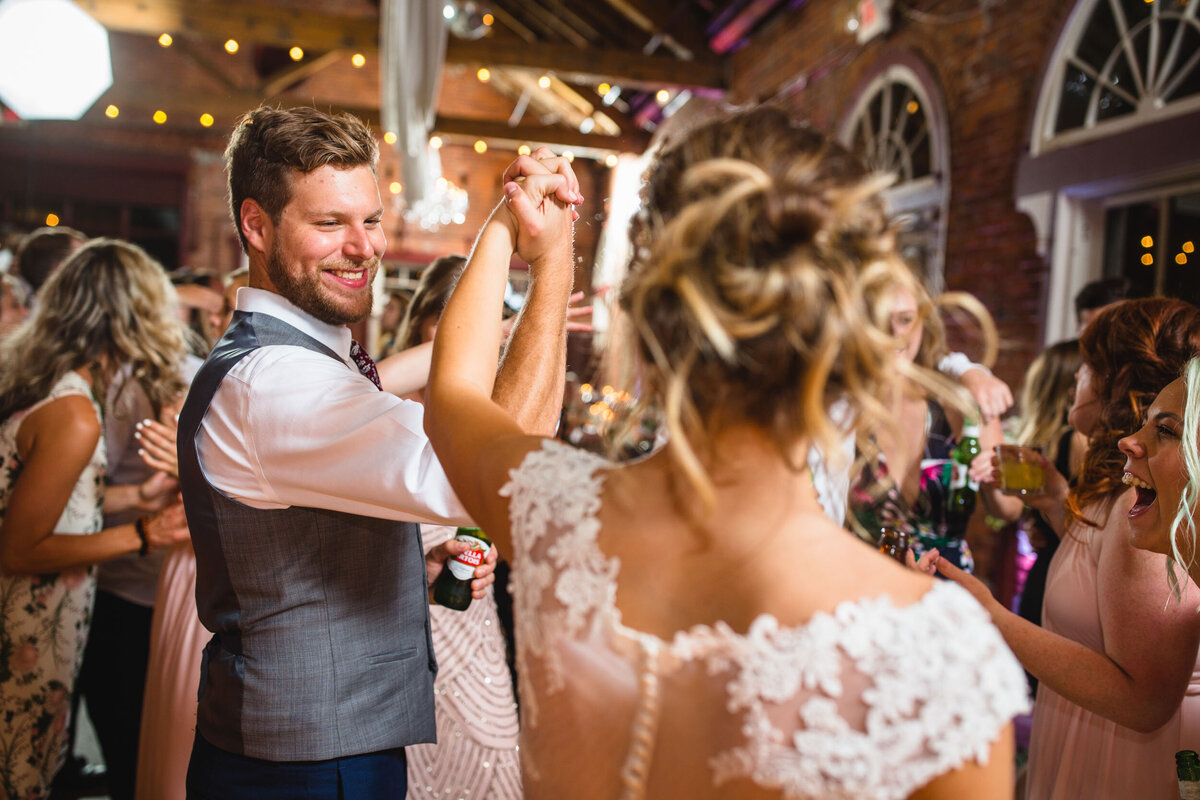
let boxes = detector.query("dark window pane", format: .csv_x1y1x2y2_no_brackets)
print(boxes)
70,200,122,235
1164,191,1200,305
1076,0,1121,71
1055,65,1093,132
130,205,180,232
1096,85,1135,121
1163,26,1200,101
1103,201,1159,300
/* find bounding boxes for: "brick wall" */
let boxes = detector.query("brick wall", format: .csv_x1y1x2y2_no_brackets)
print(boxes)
728,0,1079,391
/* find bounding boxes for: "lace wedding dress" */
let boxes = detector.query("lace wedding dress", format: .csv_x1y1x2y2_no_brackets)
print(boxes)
501,440,1030,799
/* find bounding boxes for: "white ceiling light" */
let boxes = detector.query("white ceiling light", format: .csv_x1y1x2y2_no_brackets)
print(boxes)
0,0,113,120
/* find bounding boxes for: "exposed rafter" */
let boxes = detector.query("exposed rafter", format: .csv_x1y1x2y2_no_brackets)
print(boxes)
73,0,726,90
77,82,647,155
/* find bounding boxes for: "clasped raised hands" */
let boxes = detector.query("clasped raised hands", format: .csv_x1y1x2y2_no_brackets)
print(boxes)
497,146,581,267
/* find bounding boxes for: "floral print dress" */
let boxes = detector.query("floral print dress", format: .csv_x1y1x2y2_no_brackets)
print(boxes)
0,372,103,800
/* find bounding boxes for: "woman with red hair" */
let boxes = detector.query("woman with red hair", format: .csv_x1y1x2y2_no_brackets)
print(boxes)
938,297,1200,799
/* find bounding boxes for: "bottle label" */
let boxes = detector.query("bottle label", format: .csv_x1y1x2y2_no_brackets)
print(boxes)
950,461,968,491
1181,783,1200,800
446,534,490,581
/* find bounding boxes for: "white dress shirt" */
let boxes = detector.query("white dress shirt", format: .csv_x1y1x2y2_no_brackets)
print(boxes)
196,287,470,526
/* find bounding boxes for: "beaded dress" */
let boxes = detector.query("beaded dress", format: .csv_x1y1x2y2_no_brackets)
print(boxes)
502,440,1030,799
406,525,522,799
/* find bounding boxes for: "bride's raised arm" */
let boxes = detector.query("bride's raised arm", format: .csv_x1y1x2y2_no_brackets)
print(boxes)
425,152,578,549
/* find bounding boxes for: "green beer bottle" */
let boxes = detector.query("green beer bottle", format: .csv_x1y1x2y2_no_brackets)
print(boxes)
432,527,492,611
947,419,981,529
1177,750,1200,799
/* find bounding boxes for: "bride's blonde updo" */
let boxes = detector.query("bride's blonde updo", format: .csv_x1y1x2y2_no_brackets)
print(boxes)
618,105,910,499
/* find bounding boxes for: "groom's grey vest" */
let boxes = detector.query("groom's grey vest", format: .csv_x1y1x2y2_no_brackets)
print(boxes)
177,311,437,761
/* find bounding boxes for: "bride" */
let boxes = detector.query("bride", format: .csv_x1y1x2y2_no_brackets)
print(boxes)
425,105,1028,799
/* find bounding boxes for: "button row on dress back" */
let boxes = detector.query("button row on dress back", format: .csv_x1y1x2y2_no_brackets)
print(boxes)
619,636,662,800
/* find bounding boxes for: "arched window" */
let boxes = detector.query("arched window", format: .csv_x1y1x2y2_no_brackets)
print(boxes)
1018,0,1200,343
841,63,950,289
1034,0,1200,154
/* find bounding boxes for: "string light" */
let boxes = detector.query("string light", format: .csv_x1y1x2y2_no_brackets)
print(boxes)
45,213,59,226
383,131,397,144
351,53,366,68
389,181,402,194
104,104,119,118
906,100,919,114
153,109,167,124
158,33,172,47
517,144,531,155
562,150,574,162
474,140,487,153
289,46,304,61
538,75,551,89
224,39,239,54
477,67,490,82
1142,253,1154,265
604,154,618,167
598,82,611,95
1142,235,1154,247
655,89,670,105
200,113,214,127
1185,242,1195,254
429,135,443,149
482,12,493,25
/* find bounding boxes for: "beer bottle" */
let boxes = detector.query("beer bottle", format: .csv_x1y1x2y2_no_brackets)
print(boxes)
432,527,492,611
1177,750,1200,799
878,526,910,564
947,419,981,529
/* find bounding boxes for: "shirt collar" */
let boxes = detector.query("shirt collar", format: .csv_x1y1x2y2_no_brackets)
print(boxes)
235,287,353,359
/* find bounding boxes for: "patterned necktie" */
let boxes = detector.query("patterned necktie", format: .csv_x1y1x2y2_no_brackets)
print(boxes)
349,339,382,391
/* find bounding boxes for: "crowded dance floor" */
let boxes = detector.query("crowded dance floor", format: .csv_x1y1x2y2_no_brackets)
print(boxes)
1,0,1199,798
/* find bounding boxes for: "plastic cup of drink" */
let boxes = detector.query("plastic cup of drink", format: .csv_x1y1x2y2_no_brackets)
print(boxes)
995,444,1046,496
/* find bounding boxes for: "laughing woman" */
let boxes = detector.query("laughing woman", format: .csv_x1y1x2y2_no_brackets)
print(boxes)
935,298,1200,799
1121,355,1200,596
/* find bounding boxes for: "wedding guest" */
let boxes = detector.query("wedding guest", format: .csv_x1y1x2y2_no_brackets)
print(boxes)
1120,355,1200,593
849,269,1015,571
10,225,87,299
425,105,1028,799
385,253,521,798
936,297,1200,799
0,239,190,798
377,289,411,358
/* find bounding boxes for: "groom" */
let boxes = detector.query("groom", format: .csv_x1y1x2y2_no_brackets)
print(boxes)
177,106,580,798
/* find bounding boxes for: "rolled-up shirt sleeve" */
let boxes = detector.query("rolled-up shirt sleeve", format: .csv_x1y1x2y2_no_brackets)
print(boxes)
197,343,471,527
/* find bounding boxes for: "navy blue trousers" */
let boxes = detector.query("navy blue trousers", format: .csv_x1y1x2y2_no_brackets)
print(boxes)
186,732,407,799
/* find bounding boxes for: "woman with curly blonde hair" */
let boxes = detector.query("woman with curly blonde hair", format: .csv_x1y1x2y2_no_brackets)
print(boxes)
423,107,1029,798
0,238,190,799
849,263,1014,572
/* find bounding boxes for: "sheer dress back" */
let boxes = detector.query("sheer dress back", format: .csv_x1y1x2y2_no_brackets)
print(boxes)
501,441,1030,799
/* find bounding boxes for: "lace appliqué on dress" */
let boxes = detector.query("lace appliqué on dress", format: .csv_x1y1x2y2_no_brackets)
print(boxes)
502,440,1030,800
499,439,617,724
675,583,1029,800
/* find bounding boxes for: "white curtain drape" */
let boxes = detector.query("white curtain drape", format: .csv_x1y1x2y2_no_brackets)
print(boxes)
380,0,447,206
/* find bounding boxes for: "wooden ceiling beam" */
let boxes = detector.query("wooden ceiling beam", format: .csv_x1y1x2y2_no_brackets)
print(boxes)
433,115,648,156
75,0,378,52
74,0,726,90
445,38,724,90
78,83,650,154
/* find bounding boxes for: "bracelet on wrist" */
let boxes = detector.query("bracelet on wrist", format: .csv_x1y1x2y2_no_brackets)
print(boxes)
134,516,150,557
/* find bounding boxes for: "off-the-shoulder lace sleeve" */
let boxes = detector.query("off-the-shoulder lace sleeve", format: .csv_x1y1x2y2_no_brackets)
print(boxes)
673,580,1030,799
499,441,616,708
